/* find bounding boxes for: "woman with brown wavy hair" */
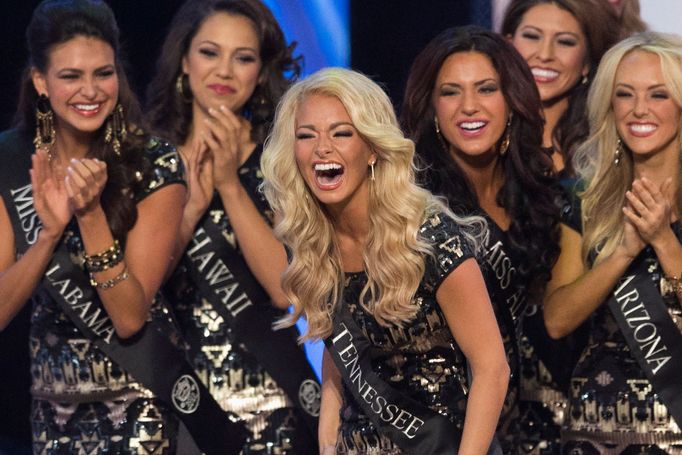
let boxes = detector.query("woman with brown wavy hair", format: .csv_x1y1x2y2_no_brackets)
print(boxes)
146,1,318,453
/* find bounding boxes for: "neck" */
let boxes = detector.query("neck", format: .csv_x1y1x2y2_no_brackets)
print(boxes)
327,199,370,246
633,147,680,190
451,149,504,203
541,96,569,148
53,125,92,162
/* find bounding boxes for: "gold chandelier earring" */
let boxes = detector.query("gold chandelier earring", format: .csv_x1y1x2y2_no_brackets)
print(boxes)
104,104,127,156
33,94,56,158
499,114,513,156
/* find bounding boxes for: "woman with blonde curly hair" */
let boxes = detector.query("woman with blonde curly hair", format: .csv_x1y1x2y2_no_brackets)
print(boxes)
261,67,509,455
545,32,682,453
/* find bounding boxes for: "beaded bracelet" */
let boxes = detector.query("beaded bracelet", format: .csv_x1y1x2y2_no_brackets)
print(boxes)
90,266,129,290
84,240,123,273
664,274,682,295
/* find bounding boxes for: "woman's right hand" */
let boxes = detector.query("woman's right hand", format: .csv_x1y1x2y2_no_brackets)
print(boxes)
619,200,647,260
31,149,72,240
183,140,214,220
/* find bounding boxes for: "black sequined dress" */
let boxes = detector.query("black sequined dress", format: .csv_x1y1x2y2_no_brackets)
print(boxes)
334,212,475,455
26,136,185,454
562,226,682,455
164,146,306,454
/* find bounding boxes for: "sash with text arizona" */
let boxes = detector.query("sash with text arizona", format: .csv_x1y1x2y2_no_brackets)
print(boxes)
325,305,461,453
180,197,320,450
0,168,247,455
607,253,682,426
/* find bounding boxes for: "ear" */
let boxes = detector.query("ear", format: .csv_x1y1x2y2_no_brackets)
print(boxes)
31,67,48,97
505,33,514,43
181,54,189,75
582,62,590,79
368,152,378,166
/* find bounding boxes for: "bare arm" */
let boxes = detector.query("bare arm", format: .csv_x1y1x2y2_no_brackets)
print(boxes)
67,157,185,338
319,347,342,454
436,258,509,455
0,150,71,330
203,107,288,308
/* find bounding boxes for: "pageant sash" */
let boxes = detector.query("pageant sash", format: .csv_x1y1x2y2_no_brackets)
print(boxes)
182,204,320,448
324,305,461,454
607,256,682,426
1,178,248,455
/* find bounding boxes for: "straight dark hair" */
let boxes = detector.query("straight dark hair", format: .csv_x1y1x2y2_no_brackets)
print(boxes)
402,25,560,295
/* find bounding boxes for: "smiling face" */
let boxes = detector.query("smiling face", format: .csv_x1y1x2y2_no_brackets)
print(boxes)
510,3,589,104
31,35,118,140
294,94,376,211
432,51,509,164
182,12,262,116
612,50,681,161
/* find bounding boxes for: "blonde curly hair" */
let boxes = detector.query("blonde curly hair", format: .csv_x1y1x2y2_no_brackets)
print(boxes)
261,67,484,340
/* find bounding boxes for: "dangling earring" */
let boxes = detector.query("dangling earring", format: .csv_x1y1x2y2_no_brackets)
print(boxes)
104,104,127,156
176,73,192,103
33,94,56,159
581,75,589,85
434,116,448,153
499,114,513,156
614,137,624,166
370,160,376,181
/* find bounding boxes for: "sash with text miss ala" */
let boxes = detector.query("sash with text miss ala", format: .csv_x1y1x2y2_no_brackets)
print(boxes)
0,141,247,455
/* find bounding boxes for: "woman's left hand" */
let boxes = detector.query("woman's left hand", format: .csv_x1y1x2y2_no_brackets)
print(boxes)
202,105,249,192
65,158,108,216
624,176,674,248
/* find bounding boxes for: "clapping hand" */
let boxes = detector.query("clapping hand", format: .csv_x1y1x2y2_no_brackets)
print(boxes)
202,105,249,192
184,139,214,219
623,176,673,249
30,149,72,240
64,157,108,216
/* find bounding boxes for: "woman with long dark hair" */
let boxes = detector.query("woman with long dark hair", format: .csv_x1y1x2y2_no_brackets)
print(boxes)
402,26,561,453
146,1,318,453
0,0,201,452
502,0,619,176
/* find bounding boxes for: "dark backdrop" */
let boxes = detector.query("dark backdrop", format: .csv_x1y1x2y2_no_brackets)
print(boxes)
0,0,488,449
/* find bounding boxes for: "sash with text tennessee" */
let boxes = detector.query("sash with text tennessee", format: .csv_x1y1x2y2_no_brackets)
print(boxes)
181,202,320,450
2,177,248,455
608,257,682,426
325,306,461,454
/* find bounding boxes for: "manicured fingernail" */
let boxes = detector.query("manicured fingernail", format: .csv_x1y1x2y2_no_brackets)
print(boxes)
208,107,216,114
219,105,227,112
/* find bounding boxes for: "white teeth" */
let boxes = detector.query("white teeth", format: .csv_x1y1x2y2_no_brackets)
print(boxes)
314,163,343,171
460,121,486,130
630,124,657,133
531,68,559,79
74,104,100,111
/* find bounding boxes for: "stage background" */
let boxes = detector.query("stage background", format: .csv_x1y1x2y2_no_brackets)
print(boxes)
1,0,681,451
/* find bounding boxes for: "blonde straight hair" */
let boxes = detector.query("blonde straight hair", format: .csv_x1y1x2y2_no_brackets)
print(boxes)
261,68,484,340
574,32,682,265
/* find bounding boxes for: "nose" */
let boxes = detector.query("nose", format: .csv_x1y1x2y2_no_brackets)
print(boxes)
633,94,649,117
314,131,333,157
80,76,97,99
216,56,234,79
461,89,479,116
538,37,554,62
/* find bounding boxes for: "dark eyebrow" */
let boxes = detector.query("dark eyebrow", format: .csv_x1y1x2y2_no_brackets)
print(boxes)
440,78,497,89
519,25,580,39
56,64,114,75
198,40,258,53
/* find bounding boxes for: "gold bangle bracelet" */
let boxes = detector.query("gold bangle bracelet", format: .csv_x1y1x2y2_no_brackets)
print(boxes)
90,266,129,290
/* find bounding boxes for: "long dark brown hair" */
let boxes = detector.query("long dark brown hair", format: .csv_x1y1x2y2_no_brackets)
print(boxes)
14,0,150,242
145,0,301,145
402,25,560,294
502,0,620,174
